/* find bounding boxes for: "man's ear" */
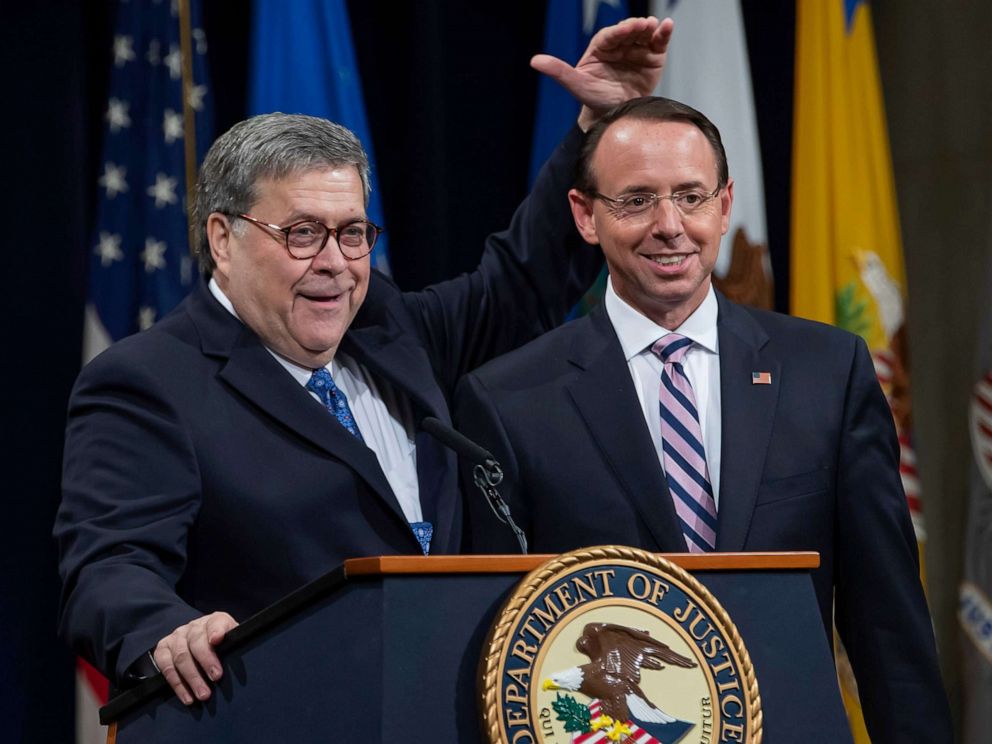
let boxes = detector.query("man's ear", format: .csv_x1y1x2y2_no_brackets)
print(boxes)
719,177,735,236
568,188,600,245
206,213,234,276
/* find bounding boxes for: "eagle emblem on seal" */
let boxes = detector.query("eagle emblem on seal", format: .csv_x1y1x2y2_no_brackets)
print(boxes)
542,622,697,742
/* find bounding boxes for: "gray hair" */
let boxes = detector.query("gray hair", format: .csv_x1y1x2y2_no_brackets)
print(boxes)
192,112,371,272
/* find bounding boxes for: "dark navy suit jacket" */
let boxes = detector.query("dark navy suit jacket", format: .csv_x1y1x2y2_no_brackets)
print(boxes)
455,292,952,742
55,128,601,682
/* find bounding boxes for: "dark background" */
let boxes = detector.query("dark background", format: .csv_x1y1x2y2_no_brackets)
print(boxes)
9,1,987,741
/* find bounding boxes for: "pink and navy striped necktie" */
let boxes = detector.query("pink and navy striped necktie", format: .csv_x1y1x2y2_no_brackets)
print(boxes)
652,334,718,552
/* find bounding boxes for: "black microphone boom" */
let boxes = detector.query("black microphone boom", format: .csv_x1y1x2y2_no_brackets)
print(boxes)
420,416,527,554
421,416,497,470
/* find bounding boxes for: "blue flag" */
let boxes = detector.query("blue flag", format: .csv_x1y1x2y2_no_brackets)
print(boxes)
86,0,213,359
531,0,628,316
248,0,390,275
529,0,628,185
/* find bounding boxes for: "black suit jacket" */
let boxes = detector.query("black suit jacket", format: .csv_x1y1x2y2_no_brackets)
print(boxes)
55,128,602,682
455,292,951,742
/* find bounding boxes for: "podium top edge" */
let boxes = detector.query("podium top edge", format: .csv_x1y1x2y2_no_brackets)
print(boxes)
344,551,820,577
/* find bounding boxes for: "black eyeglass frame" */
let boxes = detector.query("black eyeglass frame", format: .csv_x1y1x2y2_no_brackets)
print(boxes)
230,212,384,260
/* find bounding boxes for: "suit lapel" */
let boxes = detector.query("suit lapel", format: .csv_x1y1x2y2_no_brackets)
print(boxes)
190,282,415,541
565,308,687,552
715,294,780,551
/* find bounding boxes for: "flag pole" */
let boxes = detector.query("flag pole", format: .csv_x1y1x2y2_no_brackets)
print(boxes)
178,0,198,254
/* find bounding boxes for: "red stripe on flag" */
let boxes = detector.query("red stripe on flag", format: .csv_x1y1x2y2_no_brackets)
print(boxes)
899,460,917,476
976,391,992,415
906,494,923,513
78,658,109,705
979,421,992,439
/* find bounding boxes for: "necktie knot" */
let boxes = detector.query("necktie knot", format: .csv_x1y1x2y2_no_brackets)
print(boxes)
652,333,693,365
307,367,364,441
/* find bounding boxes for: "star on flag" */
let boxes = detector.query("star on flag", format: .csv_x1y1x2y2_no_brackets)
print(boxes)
138,306,157,330
106,98,131,133
147,173,178,208
163,109,183,144
164,44,182,80
192,28,208,54
98,163,128,198
147,39,161,66
141,238,168,272
112,35,136,67
94,232,124,267
582,0,622,34
187,84,207,112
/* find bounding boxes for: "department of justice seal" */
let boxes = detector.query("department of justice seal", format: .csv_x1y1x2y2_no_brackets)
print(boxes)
480,546,761,744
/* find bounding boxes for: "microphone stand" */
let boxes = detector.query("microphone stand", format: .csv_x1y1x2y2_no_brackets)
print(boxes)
421,417,528,554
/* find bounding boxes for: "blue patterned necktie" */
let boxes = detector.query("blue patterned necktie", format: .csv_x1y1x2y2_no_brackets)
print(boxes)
306,367,433,555
652,334,717,552
306,367,364,441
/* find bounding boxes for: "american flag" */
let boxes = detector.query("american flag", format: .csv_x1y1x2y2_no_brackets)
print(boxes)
85,0,213,363
78,1,212,741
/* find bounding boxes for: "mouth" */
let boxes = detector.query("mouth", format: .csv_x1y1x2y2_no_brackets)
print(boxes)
643,252,694,272
649,255,687,266
298,288,350,307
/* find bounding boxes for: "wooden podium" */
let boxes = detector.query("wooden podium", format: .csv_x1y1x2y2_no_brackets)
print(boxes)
102,552,851,743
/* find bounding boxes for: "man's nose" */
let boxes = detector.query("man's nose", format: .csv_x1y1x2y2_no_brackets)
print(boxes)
651,197,684,239
309,234,349,272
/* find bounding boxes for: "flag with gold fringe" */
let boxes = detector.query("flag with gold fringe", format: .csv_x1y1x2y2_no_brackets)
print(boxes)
961,219,992,743
80,0,213,740
791,1,925,741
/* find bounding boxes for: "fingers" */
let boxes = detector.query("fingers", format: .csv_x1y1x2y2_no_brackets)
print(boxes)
153,612,238,706
531,14,676,129
529,53,572,82
651,17,675,55
587,16,663,55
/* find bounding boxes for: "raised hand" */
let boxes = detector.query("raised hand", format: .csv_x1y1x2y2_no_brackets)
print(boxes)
531,16,674,130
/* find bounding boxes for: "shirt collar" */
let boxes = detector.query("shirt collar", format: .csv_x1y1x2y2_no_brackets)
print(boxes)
604,277,719,361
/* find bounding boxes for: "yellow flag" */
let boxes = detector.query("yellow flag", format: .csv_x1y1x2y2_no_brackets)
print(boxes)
792,1,926,741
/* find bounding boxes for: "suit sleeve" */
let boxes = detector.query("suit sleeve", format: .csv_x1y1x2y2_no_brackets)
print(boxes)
453,371,531,554
403,126,602,390
833,338,952,740
55,349,203,681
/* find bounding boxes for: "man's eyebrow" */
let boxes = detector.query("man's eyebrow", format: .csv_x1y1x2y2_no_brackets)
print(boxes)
614,180,710,195
282,211,324,224
672,180,709,191
615,185,655,195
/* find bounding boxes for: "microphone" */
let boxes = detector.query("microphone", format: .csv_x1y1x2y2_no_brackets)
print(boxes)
421,417,528,554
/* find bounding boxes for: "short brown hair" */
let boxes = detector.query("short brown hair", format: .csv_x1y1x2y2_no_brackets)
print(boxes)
576,96,729,193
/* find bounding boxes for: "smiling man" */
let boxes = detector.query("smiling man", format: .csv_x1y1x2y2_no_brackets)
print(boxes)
455,96,952,740
54,18,676,706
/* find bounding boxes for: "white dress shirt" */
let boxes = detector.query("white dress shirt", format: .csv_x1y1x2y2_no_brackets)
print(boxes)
208,278,422,522
604,278,723,508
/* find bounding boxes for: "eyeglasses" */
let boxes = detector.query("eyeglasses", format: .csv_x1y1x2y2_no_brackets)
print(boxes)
232,213,383,260
591,186,722,219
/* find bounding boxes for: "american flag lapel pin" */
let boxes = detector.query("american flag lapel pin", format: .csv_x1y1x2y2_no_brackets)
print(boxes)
752,371,772,385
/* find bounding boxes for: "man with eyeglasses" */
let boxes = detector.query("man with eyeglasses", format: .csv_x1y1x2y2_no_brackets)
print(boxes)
455,96,952,740
55,19,675,706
